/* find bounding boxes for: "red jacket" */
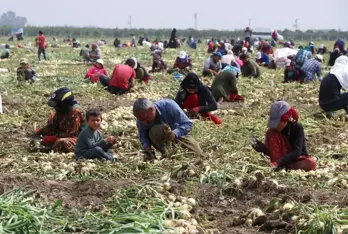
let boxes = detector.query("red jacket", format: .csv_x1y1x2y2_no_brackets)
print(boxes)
85,66,108,83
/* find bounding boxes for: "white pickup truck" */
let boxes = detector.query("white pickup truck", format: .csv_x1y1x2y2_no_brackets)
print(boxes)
251,28,284,41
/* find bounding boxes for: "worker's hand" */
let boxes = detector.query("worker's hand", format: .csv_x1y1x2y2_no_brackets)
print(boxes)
189,107,200,115
106,136,117,144
143,147,155,162
163,124,176,141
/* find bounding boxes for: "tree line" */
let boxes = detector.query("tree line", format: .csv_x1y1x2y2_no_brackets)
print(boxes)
0,26,346,42
0,11,346,41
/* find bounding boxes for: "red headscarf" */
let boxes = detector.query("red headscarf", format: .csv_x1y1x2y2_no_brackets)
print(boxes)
280,107,299,123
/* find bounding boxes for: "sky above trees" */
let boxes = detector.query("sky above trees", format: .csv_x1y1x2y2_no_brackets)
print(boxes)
2,0,347,30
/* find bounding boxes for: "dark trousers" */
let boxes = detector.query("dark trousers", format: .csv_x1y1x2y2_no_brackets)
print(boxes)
99,74,129,95
38,48,47,61
320,93,348,113
80,145,114,161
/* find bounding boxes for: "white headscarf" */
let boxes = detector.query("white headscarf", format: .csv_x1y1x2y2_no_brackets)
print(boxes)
131,57,138,69
330,56,348,91
221,50,235,65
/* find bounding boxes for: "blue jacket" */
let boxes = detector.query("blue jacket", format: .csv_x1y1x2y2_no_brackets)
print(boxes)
137,99,193,149
261,53,270,65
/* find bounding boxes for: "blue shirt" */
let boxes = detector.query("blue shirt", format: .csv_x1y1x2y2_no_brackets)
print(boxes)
302,59,322,81
137,99,193,149
295,49,312,65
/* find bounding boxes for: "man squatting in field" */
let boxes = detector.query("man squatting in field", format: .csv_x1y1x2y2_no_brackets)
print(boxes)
133,98,204,161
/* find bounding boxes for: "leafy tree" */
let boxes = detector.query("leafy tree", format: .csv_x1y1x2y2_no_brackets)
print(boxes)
0,11,27,27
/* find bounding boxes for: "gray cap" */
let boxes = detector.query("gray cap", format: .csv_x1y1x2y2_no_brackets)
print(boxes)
268,101,291,128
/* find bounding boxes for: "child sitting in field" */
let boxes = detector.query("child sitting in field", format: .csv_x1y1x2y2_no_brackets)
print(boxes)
75,109,117,161
17,58,37,83
151,49,167,72
84,59,108,83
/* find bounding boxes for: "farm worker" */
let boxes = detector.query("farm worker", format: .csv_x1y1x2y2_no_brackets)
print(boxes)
35,31,47,61
89,43,101,63
244,27,252,43
284,60,306,83
99,63,136,95
133,98,204,161
207,40,216,53
221,50,236,66
232,43,243,56
211,70,244,104
317,44,327,55
221,50,241,73
84,59,108,83
0,44,11,59
319,56,348,120
202,52,222,76
131,34,136,47
175,73,221,125
272,30,278,41
294,48,312,67
329,39,347,66
168,51,193,74
125,57,151,83
240,54,261,78
217,43,227,56
80,44,90,62
17,58,37,83
34,88,86,153
307,42,316,54
151,49,167,72
302,55,323,82
166,28,179,49
75,109,117,161
256,50,270,66
252,101,316,172
260,41,273,55
113,38,121,48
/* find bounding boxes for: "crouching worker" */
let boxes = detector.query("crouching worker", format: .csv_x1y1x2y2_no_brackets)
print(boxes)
319,56,348,120
17,58,37,83
75,109,117,161
100,63,136,95
202,52,222,76
211,70,244,104
31,88,86,153
133,98,204,161
125,57,151,84
252,101,316,172
175,73,221,124
85,59,108,83
168,51,192,75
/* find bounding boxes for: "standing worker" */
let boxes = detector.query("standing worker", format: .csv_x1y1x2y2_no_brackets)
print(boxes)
35,31,47,61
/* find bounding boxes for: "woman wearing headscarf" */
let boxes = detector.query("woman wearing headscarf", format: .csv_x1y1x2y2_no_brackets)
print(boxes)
284,60,306,83
210,70,244,103
84,59,108,83
168,51,192,74
33,88,86,153
175,73,221,124
319,56,348,119
252,101,316,172
125,57,151,84
166,28,179,48
329,39,347,66
221,50,241,71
